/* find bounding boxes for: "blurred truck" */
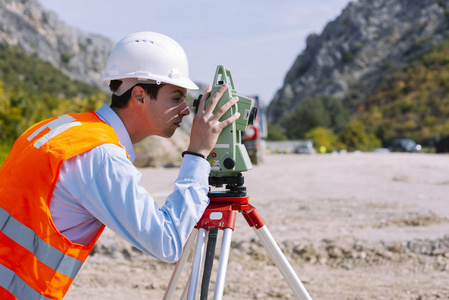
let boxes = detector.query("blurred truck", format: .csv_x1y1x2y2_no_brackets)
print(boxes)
241,95,267,165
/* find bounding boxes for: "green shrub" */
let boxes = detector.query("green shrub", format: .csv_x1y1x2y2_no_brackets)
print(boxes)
305,127,339,153
340,120,381,151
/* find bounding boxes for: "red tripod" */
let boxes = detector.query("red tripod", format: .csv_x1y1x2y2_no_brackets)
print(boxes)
163,176,312,300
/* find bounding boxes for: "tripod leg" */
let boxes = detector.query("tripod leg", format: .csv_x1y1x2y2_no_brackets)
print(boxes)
253,225,312,300
187,228,208,300
164,229,198,300
213,227,233,300
180,273,191,300
200,228,218,300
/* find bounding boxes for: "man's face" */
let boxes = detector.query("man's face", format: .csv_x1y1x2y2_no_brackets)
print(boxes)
143,84,190,138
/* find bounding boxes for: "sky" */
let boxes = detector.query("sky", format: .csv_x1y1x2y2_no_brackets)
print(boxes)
38,0,353,105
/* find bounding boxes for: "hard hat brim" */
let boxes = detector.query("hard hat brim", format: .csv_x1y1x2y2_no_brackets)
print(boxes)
102,74,199,91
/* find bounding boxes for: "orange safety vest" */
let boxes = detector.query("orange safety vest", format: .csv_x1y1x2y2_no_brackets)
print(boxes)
0,111,128,299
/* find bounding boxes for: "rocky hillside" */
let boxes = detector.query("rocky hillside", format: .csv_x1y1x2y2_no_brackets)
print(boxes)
268,0,449,124
0,0,113,91
0,0,202,167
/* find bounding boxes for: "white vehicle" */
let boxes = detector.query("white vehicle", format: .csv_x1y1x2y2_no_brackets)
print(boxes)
294,140,316,154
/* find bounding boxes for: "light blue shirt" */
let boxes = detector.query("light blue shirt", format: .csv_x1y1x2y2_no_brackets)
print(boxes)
50,105,210,263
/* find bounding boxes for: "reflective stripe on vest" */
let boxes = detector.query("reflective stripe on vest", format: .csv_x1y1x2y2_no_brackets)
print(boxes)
0,207,83,279
0,264,52,300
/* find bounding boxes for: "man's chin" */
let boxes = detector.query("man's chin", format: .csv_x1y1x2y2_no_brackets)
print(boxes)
160,129,176,139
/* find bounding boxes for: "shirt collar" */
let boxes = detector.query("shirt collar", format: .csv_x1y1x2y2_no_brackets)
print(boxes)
95,104,136,163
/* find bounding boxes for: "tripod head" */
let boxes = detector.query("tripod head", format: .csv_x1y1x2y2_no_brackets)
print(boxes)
209,172,246,198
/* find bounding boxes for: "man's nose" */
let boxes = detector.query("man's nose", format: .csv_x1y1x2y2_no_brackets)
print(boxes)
180,101,190,116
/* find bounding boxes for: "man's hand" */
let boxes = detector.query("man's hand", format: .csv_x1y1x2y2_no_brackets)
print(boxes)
187,83,240,157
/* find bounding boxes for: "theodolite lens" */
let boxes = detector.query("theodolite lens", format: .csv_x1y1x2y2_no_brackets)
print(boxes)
248,107,257,126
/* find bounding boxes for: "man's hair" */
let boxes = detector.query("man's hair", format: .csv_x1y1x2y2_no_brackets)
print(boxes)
109,80,164,108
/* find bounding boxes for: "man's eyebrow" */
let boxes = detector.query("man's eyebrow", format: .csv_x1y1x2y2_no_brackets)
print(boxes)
172,90,186,98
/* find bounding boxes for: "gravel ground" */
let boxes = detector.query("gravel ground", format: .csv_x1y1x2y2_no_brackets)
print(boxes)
64,152,449,299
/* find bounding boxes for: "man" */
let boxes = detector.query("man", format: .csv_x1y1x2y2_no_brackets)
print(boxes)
0,31,240,299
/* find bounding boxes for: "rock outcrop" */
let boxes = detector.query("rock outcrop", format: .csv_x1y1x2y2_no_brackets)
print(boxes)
0,0,113,90
268,0,449,123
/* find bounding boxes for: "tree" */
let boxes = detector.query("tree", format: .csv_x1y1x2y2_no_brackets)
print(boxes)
0,45,108,166
281,96,350,139
267,124,288,141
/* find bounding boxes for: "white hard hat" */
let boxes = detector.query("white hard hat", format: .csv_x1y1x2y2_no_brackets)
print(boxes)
103,31,198,95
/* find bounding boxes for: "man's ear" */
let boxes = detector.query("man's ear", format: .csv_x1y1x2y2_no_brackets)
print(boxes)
131,86,145,104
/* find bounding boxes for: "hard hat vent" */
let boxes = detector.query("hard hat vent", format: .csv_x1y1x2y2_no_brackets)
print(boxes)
135,39,154,44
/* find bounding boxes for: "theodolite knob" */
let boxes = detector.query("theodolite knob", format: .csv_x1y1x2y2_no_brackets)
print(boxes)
193,94,202,114
223,157,235,169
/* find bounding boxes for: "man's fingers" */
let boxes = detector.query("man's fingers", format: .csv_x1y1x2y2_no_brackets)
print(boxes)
204,84,228,115
198,85,212,114
219,112,240,130
195,82,240,130
213,96,239,120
